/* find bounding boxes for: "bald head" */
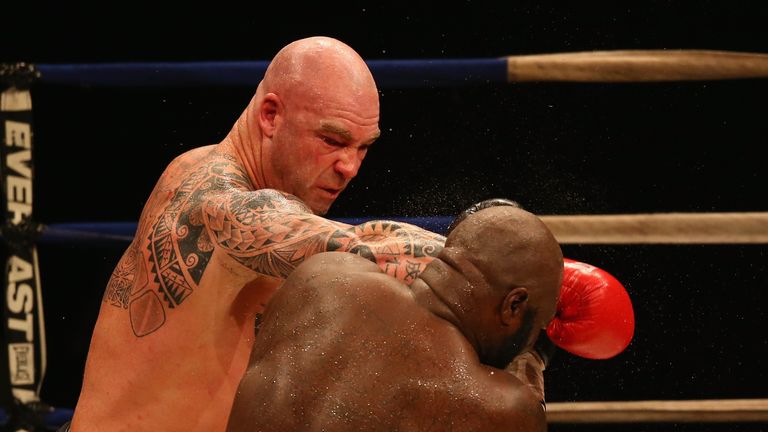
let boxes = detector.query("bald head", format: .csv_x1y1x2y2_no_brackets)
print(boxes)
437,204,563,368
447,205,563,304
245,37,380,215
261,36,378,105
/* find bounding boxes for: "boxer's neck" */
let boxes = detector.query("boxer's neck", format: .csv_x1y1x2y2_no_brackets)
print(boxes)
222,102,267,190
412,258,481,352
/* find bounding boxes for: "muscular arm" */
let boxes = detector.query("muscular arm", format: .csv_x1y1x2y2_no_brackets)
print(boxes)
203,188,445,284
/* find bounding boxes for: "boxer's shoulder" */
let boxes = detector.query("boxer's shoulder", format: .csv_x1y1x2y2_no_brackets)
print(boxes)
287,252,410,304
294,252,384,280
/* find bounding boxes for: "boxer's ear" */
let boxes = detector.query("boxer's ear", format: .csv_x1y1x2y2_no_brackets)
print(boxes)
258,93,282,138
500,287,529,326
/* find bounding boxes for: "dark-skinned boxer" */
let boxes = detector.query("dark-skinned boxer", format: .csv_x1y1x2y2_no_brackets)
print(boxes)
227,200,634,432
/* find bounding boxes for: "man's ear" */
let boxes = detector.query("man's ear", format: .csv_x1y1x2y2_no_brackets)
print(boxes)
258,93,281,138
500,287,529,326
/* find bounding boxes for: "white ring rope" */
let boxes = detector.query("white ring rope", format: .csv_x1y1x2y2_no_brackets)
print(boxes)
506,50,768,82
547,399,768,423
540,212,768,244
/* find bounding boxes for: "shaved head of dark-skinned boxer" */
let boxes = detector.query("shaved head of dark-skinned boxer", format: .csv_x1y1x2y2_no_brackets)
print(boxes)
227,202,563,432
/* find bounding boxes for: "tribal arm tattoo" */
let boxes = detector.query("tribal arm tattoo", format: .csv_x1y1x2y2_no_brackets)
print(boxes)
202,189,446,284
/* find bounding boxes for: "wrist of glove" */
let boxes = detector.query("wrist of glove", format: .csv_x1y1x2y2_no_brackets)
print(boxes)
532,330,557,369
505,349,547,409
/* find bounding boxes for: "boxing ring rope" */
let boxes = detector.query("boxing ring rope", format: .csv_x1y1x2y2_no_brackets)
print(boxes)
2,49,768,429
22,211,768,245
546,399,768,423
21,49,768,88
542,212,768,244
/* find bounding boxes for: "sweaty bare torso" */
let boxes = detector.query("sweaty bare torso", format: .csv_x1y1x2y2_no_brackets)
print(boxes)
72,144,282,432
71,131,448,431
227,253,541,432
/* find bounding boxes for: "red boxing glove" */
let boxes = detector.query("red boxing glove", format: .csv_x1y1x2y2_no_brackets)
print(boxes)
546,258,635,359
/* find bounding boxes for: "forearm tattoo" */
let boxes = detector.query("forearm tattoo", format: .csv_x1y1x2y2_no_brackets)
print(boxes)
204,195,445,283
104,152,445,336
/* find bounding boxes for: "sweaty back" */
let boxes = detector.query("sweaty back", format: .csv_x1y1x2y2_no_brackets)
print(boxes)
228,252,541,432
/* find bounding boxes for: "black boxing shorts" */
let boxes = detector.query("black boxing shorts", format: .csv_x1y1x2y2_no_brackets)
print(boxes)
57,421,72,432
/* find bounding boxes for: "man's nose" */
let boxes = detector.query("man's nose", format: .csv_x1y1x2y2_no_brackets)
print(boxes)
334,148,362,179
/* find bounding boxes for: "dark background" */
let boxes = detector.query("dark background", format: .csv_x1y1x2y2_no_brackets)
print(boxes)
2,1,767,430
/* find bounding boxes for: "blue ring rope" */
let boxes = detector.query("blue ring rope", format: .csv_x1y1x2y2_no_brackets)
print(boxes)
0,406,73,429
36,59,508,88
